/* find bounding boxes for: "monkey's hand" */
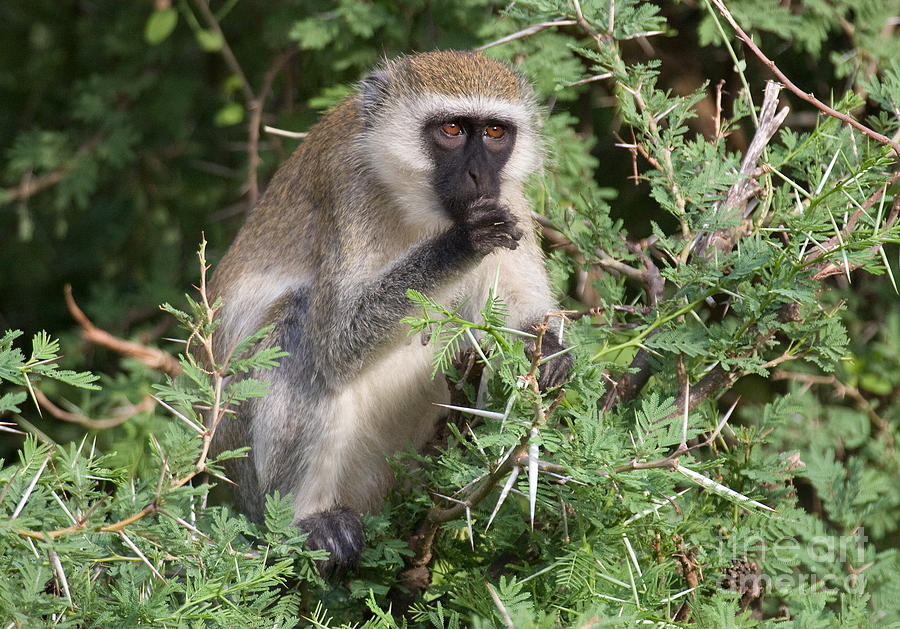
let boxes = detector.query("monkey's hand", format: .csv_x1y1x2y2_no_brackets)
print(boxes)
453,198,524,257
525,324,573,391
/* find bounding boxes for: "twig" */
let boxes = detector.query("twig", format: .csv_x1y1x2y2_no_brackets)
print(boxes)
710,0,900,157
618,81,691,240
18,243,234,541
571,0,607,47
1,133,104,204
623,237,664,307
190,0,254,105
475,18,577,51
33,390,156,430
772,370,894,450
247,49,297,207
263,125,308,139
64,285,182,378
190,1,298,209
807,174,900,280
611,396,740,475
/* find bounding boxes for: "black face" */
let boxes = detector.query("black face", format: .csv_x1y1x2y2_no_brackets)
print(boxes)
424,116,517,221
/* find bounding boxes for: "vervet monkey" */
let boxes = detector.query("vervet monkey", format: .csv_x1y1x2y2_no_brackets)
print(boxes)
208,50,571,576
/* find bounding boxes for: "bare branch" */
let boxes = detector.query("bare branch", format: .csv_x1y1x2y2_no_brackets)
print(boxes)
191,0,254,105
247,49,298,208
694,81,789,257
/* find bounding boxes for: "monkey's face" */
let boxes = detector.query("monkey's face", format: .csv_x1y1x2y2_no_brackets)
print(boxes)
358,52,543,231
425,116,517,222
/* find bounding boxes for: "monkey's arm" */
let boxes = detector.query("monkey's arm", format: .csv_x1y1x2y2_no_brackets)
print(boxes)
315,201,522,380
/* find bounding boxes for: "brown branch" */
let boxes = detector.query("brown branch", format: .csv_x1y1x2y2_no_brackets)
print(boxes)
33,390,156,430
673,363,737,415
623,237,664,307
710,0,900,157
191,0,254,105
407,441,528,571
64,285,182,378
600,340,658,412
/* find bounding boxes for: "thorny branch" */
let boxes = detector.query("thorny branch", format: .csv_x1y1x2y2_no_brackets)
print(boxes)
807,174,900,280
247,49,298,208
601,82,791,413
480,5,897,497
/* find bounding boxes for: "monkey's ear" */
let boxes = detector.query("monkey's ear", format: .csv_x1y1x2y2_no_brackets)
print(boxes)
360,69,391,120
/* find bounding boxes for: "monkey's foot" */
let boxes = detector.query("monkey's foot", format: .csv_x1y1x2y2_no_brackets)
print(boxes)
526,323,573,391
299,507,365,579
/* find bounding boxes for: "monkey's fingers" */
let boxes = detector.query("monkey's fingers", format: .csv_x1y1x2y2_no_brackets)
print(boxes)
465,200,515,225
470,220,522,253
496,224,523,250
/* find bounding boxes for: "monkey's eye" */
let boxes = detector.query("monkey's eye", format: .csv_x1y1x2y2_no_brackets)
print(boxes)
441,122,464,136
485,124,505,139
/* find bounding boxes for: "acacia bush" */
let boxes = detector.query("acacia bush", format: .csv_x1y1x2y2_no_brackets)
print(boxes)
1,1,899,626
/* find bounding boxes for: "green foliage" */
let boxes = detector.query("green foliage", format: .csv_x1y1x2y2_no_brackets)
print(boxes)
0,257,326,627
2,0,900,627
0,330,99,416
